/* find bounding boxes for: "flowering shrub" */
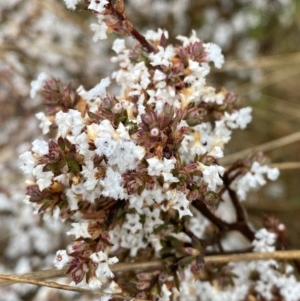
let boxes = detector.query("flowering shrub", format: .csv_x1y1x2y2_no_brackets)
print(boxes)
16,1,300,301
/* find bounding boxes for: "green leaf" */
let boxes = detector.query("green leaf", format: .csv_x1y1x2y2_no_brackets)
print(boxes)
177,255,195,267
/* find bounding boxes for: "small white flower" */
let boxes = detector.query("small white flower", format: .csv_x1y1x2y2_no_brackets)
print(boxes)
35,112,52,134
85,77,110,101
201,164,225,192
30,72,48,98
143,208,164,234
90,251,118,279
158,284,172,301
177,30,199,46
267,167,280,181
153,69,166,82
122,213,142,234
145,29,169,42
32,139,49,156
204,42,224,68
36,171,53,191
235,107,252,129
19,151,35,174
149,45,175,67
54,250,69,270
208,146,224,158
88,276,103,290
63,0,81,10
67,222,91,239
55,111,73,137
90,21,108,42
112,39,126,54
88,0,108,13
100,167,125,199
252,228,276,253
147,156,165,176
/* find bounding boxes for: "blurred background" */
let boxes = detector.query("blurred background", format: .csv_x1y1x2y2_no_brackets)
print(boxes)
1,0,300,300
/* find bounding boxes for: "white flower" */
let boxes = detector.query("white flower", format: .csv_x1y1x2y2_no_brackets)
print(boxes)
54,250,69,270
30,72,48,98
204,42,224,68
158,284,172,301
55,111,73,137
74,132,90,155
147,157,165,176
81,161,100,191
177,30,199,46
112,39,126,54
19,151,35,174
68,109,84,136
143,208,164,234
35,112,52,134
90,251,118,279
33,165,54,191
66,189,79,210
100,167,125,200
145,29,169,42
147,156,176,177
67,222,91,239
267,167,280,181
232,162,279,200
208,146,224,158
252,228,276,252
201,164,225,191
36,172,53,191
149,45,175,67
88,276,103,290
122,213,142,234
32,139,49,156
235,107,252,129
153,70,167,82
165,190,192,218
88,0,108,13
63,0,81,10
85,77,110,101
184,59,209,84
90,20,108,42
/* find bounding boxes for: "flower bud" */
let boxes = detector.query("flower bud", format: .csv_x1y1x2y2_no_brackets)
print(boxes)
112,103,123,114
150,127,160,137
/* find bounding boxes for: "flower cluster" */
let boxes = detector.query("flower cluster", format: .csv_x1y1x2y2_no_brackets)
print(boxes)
18,1,296,300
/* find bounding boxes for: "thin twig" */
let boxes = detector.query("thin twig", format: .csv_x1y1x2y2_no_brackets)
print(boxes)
220,131,300,166
2,250,300,285
270,162,300,170
0,274,148,301
235,67,300,95
214,52,300,72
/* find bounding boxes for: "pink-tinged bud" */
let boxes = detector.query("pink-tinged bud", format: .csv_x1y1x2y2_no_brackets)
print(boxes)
278,223,285,232
163,183,170,191
142,113,152,125
150,127,160,137
184,163,198,172
136,281,151,290
159,273,168,283
184,247,200,256
112,103,123,114
137,273,153,281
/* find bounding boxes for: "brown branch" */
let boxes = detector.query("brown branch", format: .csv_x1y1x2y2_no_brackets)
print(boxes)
192,198,229,231
0,274,149,301
222,172,255,241
2,250,300,287
220,131,300,166
108,2,156,53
